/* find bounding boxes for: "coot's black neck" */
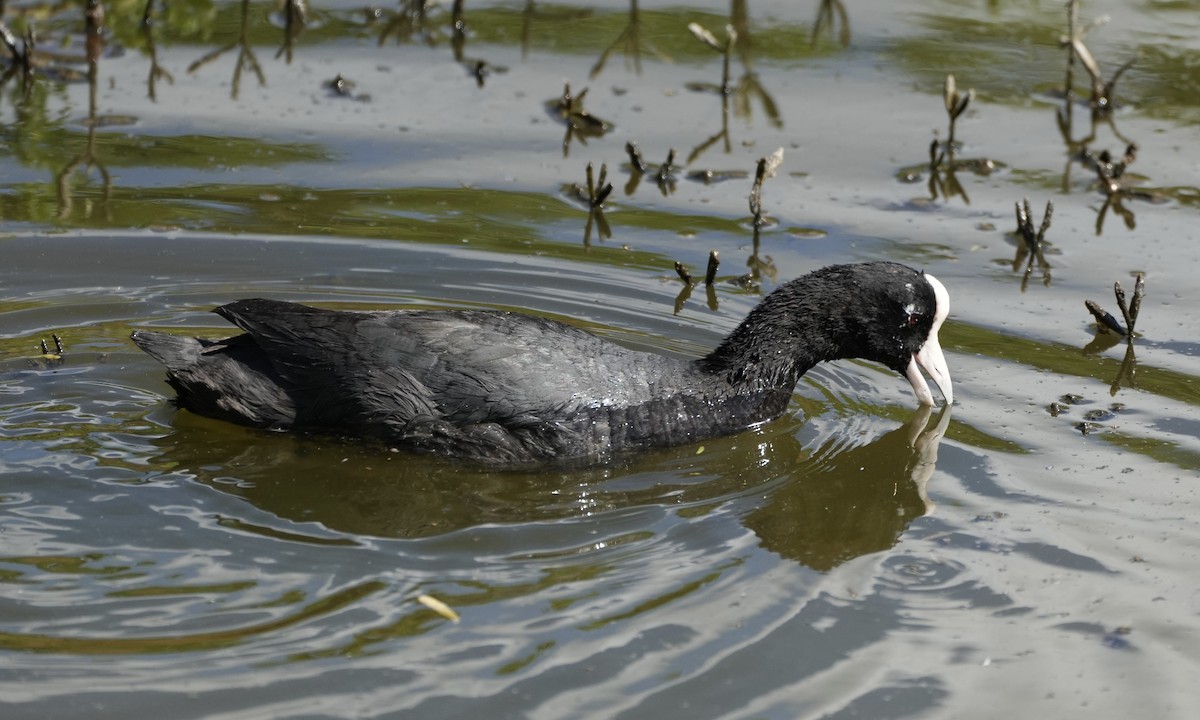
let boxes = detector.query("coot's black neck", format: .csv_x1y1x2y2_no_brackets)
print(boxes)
695,273,861,393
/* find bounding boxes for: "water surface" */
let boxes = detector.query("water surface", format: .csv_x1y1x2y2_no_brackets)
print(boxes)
2,1,1199,718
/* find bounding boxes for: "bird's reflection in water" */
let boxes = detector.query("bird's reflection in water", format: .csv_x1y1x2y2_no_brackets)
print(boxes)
744,404,951,570
151,403,951,571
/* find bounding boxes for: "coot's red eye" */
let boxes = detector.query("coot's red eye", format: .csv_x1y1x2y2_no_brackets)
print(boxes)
907,313,920,327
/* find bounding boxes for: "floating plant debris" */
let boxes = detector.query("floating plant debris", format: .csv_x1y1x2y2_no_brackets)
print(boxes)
38,334,65,361
417,594,460,623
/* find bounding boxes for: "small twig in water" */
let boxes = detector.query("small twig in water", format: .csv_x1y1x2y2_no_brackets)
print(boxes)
377,0,430,45
749,148,784,227
943,74,973,150
812,0,850,47
1085,273,1146,337
674,262,693,285
655,149,677,190
625,141,648,174
589,163,613,208
1067,16,1134,117
687,21,736,97
657,147,676,182
1015,198,1054,252
38,334,65,360
705,251,720,286
569,162,613,209
1085,143,1138,196
187,0,266,100
1011,198,1054,290
275,0,308,63
142,1,175,101
552,83,612,156
589,0,668,79
928,138,945,172
1129,274,1145,333
1114,281,1132,333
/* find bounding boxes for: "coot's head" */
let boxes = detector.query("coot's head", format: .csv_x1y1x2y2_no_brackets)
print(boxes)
853,265,953,406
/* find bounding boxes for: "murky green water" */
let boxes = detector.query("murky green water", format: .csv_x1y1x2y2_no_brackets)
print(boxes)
2,1,1199,718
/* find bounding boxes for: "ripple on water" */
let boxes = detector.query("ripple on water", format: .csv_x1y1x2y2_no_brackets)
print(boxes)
4,222,1197,719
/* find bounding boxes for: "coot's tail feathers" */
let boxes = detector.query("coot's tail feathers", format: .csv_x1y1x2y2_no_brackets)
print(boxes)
130,329,298,428
130,329,204,369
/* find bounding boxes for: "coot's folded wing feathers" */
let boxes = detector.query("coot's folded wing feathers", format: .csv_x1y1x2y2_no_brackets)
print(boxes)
215,299,370,374
212,300,650,434
368,311,648,426
214,299,439,427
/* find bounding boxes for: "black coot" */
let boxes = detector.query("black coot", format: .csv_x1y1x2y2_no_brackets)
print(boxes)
132,262,952,465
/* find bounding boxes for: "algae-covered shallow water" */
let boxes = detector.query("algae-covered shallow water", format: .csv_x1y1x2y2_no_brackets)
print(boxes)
2,1,1199,718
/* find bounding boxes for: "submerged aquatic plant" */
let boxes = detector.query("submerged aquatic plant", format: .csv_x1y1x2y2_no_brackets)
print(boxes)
812,0,850,47
1059,0,1136,120
1012,198,1054,291
1083,144,1164,235
187,0,265,100
942,74,973,151
141,1,175,101
582,162,613,209
563,163,613,248
589,0,668,79
550,83,613,157
275,0,307,64
57,8,111,221
1084,273,1146,395
688,22,736,95
620,142,677,196
377,0,432,44
917,74,999,205
624,141,649,175
1086,273,1146,338
672,250,721,314
655,148,677,195
684,17,782,164
749,148,783,229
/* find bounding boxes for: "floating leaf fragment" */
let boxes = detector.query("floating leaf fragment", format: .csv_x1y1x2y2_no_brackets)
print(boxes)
417,594,460,623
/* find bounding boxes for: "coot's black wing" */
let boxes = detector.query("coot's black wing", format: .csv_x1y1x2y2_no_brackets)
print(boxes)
215,300,435,429
214,300,683,454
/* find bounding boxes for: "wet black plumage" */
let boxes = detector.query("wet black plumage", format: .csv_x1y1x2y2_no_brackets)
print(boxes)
131,262,952,466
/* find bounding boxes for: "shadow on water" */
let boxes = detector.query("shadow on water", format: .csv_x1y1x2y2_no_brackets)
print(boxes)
148,399,952,570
